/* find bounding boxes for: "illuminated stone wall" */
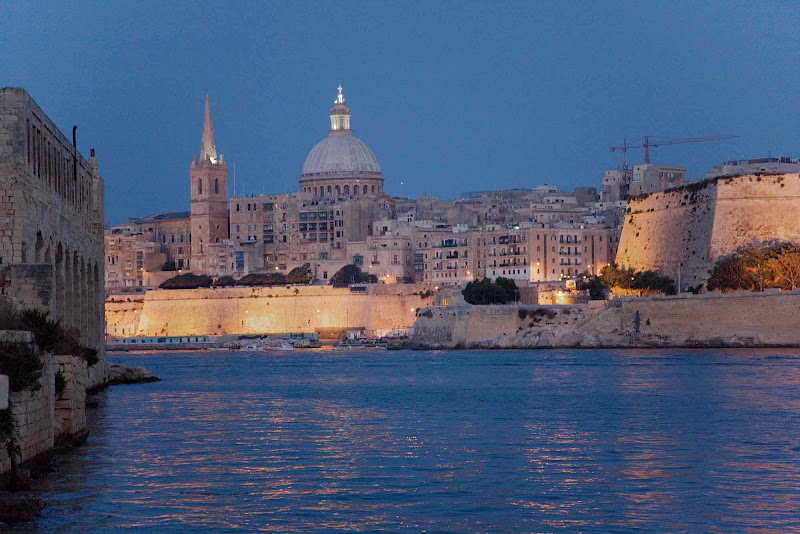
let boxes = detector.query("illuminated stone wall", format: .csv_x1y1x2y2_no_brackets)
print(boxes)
616,173,800,288
410,290,800,349
106,285,435,338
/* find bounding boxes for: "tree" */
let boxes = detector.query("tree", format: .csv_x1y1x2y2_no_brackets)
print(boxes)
330,264,376,287
159,273,213,289
236,273,286,286
161,260,177,271
462,277,518,305
770,250,800,290
212,275,236,287
286,263,312,284
601,263,676,295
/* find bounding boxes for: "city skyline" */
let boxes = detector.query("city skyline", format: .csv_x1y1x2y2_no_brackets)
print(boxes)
3,1,799,224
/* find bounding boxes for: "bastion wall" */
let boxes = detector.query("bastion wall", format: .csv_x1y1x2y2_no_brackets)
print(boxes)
409,291,800,349
107,285,435,337
615,173,800,288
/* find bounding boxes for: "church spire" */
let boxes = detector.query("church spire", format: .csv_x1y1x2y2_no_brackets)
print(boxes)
330,85,351,132
200,92,217,163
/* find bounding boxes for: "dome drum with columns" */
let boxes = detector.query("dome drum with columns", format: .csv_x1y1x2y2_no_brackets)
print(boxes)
299,86,384,198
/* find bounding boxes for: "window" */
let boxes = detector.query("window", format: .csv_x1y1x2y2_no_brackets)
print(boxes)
214,179,219,194
198,179,202,194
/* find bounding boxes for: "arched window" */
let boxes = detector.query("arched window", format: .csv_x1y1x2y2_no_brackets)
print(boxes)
372,185,375,193
335,185,341,195
344,185,350,194
327,185,332,194
314,186,318,196
214,178,219,194
363,185,368,195
198,179,202,195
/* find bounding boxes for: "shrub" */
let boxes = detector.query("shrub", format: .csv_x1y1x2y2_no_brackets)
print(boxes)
236,273,286,286
330,265,377,288
462,277,519,305
286,263,312,284
159,273,213,289
0,342,43,392
600,264,676,295
213,275,236,287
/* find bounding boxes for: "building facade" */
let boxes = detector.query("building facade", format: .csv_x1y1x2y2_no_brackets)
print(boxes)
0,87,105,349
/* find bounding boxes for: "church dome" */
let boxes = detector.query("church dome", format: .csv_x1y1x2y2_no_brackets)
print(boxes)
301,131,382,177
299,86,385,199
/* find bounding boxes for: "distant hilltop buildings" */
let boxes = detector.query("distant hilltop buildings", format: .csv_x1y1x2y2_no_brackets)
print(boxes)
105,86,799,293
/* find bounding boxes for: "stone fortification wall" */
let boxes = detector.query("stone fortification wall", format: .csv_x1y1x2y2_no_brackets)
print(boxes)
0,332,90,475
124,285,434,337
409,291,800,349
0,351,55,474
616,173,800,288
105,295,145,337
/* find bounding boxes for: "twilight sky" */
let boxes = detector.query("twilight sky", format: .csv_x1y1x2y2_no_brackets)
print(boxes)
3,1,798,224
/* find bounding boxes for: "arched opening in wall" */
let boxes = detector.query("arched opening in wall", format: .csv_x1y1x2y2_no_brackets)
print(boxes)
344,185,349,195
327,185,332,195
363,185,368,195
80,256,88,340
64,247,74,330
73,252,82,333
215,237,219,243
198,179,203,195
214,179,219,194
21,241,27,263
335,185,340,196
314,186,318,196
35,231,43,263
93,262,101,347
353,185,359,196
372,185,375,193
44,244,51,264
54,244,64,322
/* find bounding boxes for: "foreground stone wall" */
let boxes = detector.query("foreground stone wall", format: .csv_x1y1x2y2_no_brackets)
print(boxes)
409,291,800,349
616,173,800,288
0,353,56,474
108,285,435,338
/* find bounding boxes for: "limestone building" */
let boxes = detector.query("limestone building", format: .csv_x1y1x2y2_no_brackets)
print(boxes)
0,88,105,348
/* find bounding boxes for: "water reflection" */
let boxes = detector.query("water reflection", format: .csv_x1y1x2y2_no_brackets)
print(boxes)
25,349,800,531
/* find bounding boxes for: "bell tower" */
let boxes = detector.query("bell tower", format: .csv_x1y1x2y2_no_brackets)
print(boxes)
189,92,229,274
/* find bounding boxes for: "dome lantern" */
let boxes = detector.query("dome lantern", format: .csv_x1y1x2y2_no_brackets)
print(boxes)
330,85,351,131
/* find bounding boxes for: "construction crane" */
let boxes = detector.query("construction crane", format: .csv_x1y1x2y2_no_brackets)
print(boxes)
611,134,739,168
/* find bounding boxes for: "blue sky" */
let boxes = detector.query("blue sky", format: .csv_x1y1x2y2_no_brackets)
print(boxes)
3,1,798,224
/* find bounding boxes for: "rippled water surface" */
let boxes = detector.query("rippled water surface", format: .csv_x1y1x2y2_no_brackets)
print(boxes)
26,349,800,531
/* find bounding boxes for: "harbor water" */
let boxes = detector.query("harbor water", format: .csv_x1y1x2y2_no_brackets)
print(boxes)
27,349,800,531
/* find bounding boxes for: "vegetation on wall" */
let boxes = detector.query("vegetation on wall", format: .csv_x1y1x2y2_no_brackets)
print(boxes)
600,263,677,295
462,277,519,305
212,275,236,287
159,273,213,289
286,263,312,284
0,302,99,365
236,273,286,286
707,243,800,292
330,265,377,288
577,276,609,300
0,342,43,392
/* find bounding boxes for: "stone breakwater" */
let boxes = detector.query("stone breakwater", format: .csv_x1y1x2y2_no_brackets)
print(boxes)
406,290,800,349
